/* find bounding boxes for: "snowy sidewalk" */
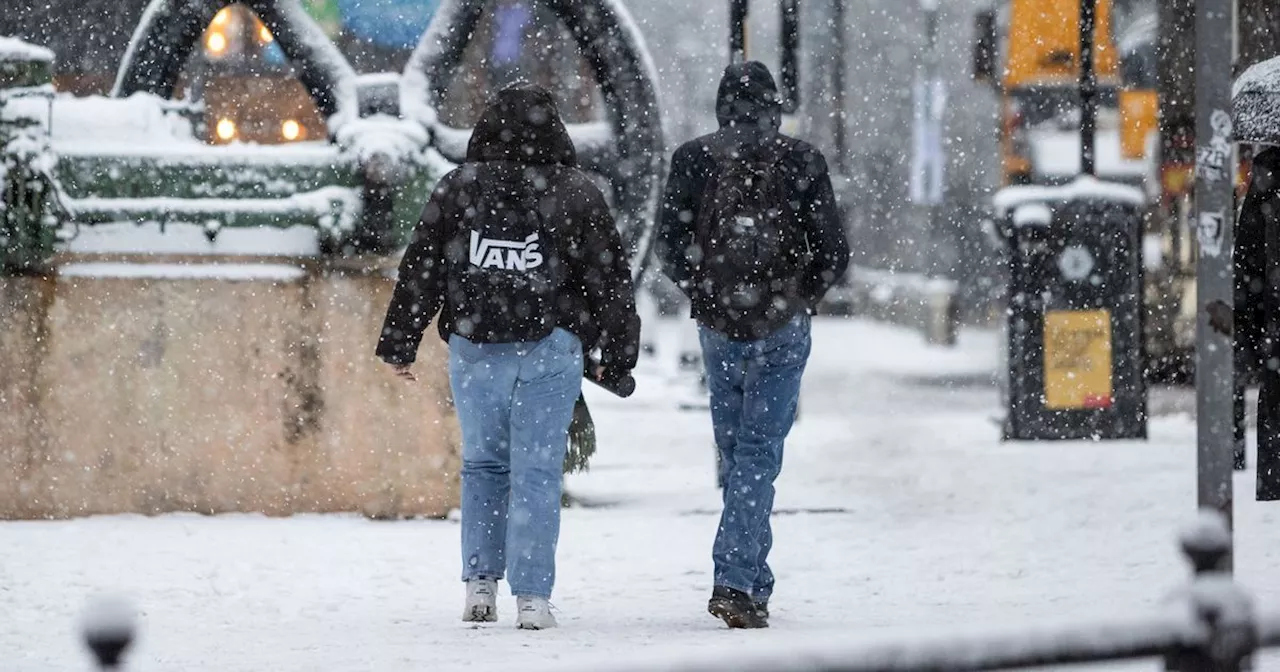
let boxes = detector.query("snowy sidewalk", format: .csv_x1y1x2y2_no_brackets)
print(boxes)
2,318,1278,671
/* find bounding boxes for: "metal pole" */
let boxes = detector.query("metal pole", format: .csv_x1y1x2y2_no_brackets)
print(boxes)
832,0,849,175
912,0,946,284
730,0,749,64
779,0,801,113
925,0,941,280
1080,0,1097,176
1194,0,1237,571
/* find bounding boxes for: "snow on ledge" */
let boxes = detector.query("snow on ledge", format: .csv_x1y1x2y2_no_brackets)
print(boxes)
17,93,202,147
58,262,307,282
0,36,54,63
851,265,959,296
61,222,321,257
55,139,342,164
1012,203,1053,228
994,176,1147,218
67,186,361,232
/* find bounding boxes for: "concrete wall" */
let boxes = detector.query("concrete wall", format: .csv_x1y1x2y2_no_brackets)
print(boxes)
0,261,460,519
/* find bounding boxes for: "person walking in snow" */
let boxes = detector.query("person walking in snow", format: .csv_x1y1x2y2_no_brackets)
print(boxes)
655,61,850,629
1234,145,1280,502
377,83,640,629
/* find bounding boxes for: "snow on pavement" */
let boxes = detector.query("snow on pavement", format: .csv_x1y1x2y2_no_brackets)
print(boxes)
2,317,1278,671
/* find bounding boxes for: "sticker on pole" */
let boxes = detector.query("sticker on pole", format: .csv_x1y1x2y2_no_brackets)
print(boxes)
1043,310,1113,411
1198,211,1225,257
1195,110,1233,182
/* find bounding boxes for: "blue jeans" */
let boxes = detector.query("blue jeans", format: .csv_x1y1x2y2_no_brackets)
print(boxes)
698,313,811,600
449,327,582,599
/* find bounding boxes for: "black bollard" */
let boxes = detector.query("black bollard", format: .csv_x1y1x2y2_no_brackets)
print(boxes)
82,596,137,670
1167,511,1258,672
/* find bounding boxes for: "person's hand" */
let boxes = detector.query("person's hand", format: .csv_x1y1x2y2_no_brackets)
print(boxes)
393,364,417,382
593,365,606,381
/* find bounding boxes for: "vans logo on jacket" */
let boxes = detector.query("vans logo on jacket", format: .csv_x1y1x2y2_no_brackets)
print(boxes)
469,230,545,271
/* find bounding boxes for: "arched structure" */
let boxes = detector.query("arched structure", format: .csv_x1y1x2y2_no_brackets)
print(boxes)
402,0,665,273
109,0,664,275
112,0,357,121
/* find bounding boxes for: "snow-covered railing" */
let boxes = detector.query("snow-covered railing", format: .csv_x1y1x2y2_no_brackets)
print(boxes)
567,513,1276,672
566,608,1280,672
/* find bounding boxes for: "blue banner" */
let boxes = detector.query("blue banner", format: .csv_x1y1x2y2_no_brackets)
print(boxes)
334,0,442,50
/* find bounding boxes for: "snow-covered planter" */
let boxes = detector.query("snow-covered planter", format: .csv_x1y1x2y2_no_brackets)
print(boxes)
106,1,441,255
0,36,53,90
71,0,660,262
0,134,61,272
0,39,61,271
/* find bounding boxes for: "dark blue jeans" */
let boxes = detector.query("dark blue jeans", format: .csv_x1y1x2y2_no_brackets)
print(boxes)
698,313,811,600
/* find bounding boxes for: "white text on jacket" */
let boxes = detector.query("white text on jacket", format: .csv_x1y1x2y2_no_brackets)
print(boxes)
469,231,545,271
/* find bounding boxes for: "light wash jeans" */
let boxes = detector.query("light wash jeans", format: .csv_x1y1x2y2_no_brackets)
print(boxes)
698,313,811,600
449,327,582,599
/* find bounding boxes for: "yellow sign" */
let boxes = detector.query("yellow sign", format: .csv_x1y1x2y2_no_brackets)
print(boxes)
1119,89,1157,160
1043,310,1113,410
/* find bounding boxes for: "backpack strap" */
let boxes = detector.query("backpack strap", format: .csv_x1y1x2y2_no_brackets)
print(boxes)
752,136,792,169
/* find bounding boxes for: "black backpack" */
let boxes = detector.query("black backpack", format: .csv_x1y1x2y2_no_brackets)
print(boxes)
445,174,563,343
695,141,804,311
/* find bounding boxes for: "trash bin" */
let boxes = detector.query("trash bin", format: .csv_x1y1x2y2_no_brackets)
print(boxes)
993,177,1148,440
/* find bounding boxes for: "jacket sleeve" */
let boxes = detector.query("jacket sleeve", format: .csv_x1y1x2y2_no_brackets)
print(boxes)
575,184,641,374
797,149,851,309
376,177,454,367
655,143,704,292
1236,153,1276,370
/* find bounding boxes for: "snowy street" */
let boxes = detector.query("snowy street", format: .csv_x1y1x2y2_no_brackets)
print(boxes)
3,318,1277,671
6,0,1280,668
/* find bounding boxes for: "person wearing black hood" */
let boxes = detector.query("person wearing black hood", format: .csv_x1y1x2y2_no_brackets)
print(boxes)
377,84,640,629
656,62,850,628
1235,146,1280,502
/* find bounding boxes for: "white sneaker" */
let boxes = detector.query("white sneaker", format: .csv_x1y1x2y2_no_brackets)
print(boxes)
515,596,557,630
462,578,497,623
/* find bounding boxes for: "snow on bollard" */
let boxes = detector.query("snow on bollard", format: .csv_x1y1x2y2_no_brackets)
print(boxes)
1179,509,1232,575
1166,510,1257,672
81,595,137,670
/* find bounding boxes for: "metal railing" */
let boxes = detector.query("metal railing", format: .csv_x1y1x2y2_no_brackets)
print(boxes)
79,512,1280,671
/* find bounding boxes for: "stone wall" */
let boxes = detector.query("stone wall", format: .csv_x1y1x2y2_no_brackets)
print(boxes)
0,261,460,519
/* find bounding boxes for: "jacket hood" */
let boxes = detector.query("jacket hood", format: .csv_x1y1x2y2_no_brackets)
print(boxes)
715,61,782,131
466,84,577,166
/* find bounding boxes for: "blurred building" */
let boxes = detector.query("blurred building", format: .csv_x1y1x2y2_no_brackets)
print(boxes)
1,0,598,146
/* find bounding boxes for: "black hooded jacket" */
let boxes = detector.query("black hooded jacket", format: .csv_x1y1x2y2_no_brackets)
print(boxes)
1234,146,1280,501
656,61,851,340
376,85,640,374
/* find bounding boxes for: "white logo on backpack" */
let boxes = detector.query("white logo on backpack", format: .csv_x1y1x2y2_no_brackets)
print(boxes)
469,230,545,271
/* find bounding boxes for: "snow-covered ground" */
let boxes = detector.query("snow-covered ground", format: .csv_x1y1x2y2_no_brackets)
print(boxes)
2,317,1278,671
